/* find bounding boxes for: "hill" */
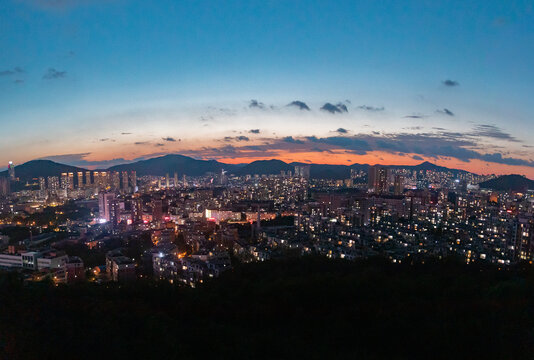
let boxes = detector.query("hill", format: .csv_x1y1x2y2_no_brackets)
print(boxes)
235,159,294,176
0,160,86,182
479,174,534,192
107,154,237,176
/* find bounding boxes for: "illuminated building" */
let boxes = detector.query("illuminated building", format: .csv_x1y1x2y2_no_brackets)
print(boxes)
368,165,389,194
67,172,74,190
7,161,15,180
129,171,137,192
294,165,311,179
121,171,129,192
0,177,10,197
394,175,405,195
98,192,116,222
77,172,84,189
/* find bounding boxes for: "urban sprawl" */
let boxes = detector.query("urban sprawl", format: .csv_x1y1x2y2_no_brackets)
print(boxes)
1,161,533,286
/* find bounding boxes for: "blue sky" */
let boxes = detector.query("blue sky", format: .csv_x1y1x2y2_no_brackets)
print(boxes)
1,0,533,176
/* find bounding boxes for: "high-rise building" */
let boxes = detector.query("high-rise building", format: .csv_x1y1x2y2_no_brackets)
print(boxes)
100,172,109,190
0,177,10,197
129,171,137,192
152,198,163,223
394,175,405,196
85,171,92,188
47,176,59,194
60,173,69,196
93,172,101,190
98,192,116,222
111,171,120,191
132,197,143,222
77,172,84,189
109,199,121,226
7,161,15,180
173,172,178,187
38,177,46,198
294,165,311,179
165,173,170,188
368,165,389,194
67,172,74,190
121,171,129,192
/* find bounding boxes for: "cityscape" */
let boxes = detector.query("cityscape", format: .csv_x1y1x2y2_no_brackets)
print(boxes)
2,0,534,358
1,156,533,285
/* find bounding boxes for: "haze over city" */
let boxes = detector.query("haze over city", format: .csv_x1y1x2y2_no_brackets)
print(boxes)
1,0,533,177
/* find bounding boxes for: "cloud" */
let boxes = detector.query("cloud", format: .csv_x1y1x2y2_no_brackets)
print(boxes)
287,101,310,111
283,136,304,144
403,114,427,119
321,103,348,114
249,99,265,109
155,143,165,147
99,138,110,142
121,132,132,135
336,128,348,134
470,124,519,142
43,68,66,80
134,141,148,145
14,79,24,84
437,108,455,116
442,79,459,87
162,137,176,142
224,136,250,142
179,130,534,169
249,129,260,134
0,67,24,76
357,105,384,112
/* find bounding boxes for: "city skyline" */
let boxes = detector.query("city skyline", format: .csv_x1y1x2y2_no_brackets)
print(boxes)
1,0,533,177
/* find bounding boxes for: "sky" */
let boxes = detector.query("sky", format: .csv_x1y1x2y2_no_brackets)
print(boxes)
1,0,533,177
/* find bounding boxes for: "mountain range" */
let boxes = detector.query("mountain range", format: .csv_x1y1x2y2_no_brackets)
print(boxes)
0,154,506,182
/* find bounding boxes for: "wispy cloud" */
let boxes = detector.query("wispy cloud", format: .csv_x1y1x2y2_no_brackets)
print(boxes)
249,99,265,109
224,136,250,142
249,129,260,134
43,68,66,80
0,67,24,76
357,105,384,112
471,124,519,142
162,137,177,142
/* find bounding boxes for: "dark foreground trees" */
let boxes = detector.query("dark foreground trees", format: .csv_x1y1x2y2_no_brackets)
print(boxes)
1,257,534,359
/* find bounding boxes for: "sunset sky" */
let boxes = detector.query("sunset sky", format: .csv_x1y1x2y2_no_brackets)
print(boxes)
1,0,533,177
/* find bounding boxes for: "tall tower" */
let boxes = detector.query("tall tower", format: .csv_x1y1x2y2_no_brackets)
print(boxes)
7,161,15,180
98,192,116,222
173,172,178,187
394,175,405,196
67,172,75,190
77,172,84,189
85,171,92,187
111,171,120,191
121,171,129,193
165,173,170,188
368,165,389,194
129,171,137,192
60,173,69,197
